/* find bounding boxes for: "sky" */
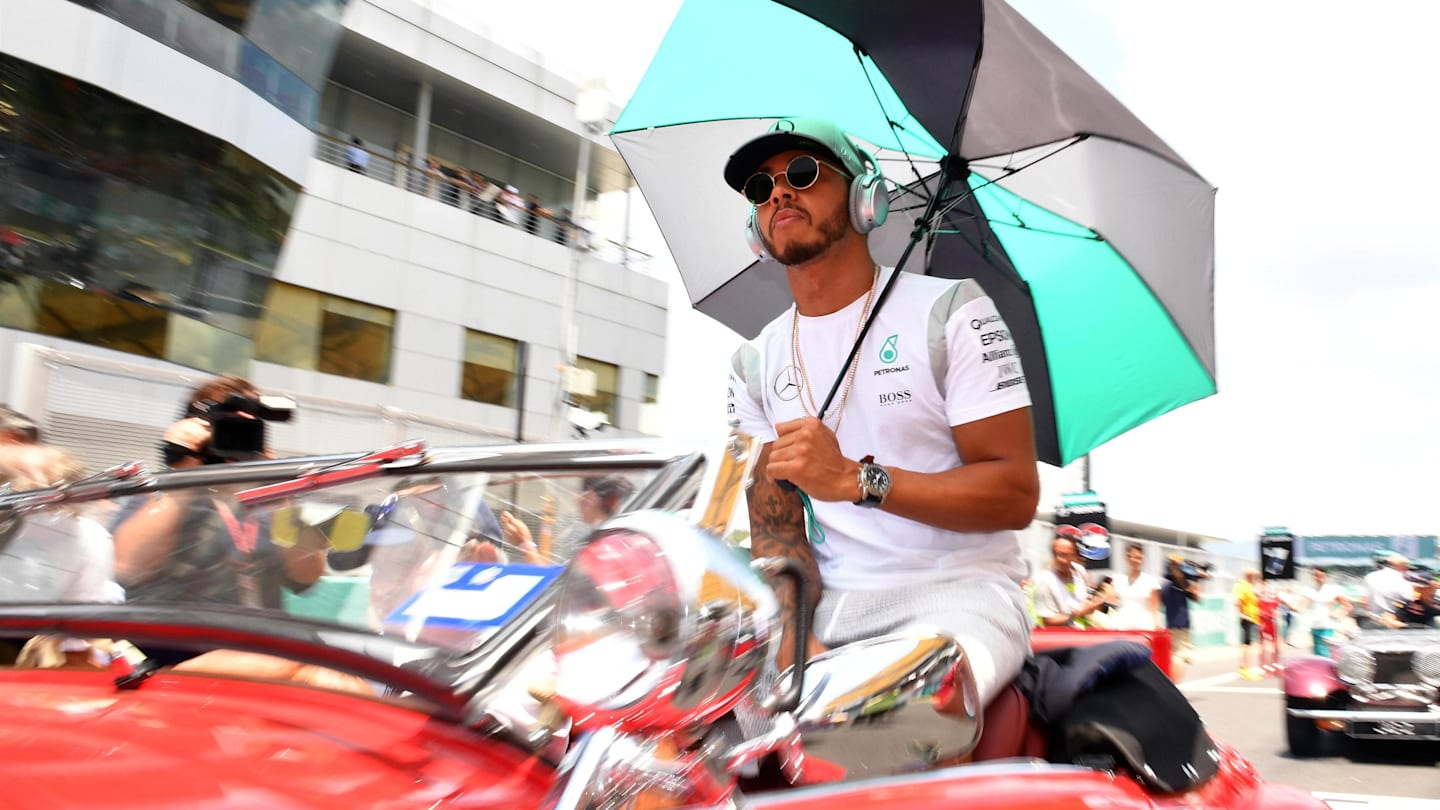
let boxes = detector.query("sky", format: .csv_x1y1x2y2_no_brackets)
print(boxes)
473,0,1440,544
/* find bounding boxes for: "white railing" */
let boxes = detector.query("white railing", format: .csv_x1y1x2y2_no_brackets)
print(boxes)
312,133,651,271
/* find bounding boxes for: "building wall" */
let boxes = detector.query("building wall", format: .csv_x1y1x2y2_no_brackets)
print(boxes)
277,160,667,439
0,0,317,183
344,0,600,137
1,0,670,461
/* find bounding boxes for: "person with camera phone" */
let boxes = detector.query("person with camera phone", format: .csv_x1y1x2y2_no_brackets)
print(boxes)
111,375,324,614
1033,526,1115,628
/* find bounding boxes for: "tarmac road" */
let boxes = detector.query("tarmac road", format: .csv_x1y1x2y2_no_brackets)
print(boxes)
1178,641,1440,806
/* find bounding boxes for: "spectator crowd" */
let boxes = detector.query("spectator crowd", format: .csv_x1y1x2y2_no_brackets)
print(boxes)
337,135,583,248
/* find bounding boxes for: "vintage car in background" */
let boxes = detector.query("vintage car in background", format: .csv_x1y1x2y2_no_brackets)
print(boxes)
0,435,1326,808
1284,626,1440,756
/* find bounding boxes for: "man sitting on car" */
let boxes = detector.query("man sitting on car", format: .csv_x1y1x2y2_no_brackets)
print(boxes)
1392,572,1440,628
1361,553,1416,629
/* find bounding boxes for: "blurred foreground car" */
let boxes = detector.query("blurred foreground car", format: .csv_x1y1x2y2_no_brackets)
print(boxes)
1285,626,1440,756
0,435,1325,809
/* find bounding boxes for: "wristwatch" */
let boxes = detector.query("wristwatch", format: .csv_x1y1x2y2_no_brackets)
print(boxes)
854,455,891,508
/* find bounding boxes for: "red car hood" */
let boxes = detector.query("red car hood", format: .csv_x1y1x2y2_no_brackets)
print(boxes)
0,669,551,809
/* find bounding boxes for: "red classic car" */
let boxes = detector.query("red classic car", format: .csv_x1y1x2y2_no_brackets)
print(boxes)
0,435,1324,808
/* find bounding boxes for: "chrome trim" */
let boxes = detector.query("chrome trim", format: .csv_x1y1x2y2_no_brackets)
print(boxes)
0,439,700,510
1287,707,1440,721
743,760,1088,806
1351,683,1438,704
0,461,153,512
781,633,981,781
542,727,737,810
551,510,782,730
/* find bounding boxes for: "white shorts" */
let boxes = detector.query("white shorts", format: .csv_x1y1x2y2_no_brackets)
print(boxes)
813,576,1031,707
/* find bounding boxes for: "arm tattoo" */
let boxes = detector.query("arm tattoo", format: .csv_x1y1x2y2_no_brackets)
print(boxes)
747,445,821,619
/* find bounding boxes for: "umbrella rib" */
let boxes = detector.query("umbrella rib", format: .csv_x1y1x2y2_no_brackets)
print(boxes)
984,221,1102,241
967,136,1087,186
850,43,938,201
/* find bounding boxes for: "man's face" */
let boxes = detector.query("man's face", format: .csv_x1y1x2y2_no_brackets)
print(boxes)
1127,546,1143,570
1314,569,1327,585
1051,538,1078,572
752,149,850,266
579,486,610,524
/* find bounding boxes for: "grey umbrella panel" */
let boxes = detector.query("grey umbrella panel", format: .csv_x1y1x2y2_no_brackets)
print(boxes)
610,0,1218,464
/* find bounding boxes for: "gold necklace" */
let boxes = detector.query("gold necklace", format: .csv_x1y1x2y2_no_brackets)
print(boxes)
790,265,880,432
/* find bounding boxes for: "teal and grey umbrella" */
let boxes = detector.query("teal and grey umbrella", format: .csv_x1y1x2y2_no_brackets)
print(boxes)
613,0,1216,466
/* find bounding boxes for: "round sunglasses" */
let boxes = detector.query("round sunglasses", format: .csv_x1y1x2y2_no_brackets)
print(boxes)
743,154,847,205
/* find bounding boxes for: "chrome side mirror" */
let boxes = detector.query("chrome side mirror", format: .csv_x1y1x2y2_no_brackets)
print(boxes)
549,511,782,733
782,632,982,780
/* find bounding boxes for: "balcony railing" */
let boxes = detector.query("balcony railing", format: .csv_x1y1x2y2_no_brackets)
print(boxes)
312,133,652,271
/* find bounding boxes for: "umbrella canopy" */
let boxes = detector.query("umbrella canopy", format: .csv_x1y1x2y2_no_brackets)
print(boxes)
613,0,1216,466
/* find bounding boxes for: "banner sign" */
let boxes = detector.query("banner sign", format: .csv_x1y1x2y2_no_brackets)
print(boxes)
1294,535,1438,565
1056,491,1110,571
1260,531,1296,580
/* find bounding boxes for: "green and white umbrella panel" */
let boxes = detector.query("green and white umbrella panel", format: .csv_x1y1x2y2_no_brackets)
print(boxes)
612,0,1216,465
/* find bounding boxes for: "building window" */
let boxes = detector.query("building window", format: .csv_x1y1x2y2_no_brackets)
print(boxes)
574,356,618,423
0,53,298,373
462,330,520,407
254,283,394,383
639,373,662,436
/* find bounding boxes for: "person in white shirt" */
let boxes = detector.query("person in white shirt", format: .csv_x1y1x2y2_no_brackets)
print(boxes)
345,137,369,174
1300,567,1351,656
1362,553,1414,629
1032,526,1114,628
0,444,115,604
723,117,1039,707
1108,542,1161,631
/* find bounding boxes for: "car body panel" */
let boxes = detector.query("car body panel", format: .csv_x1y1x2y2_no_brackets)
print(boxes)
1032,626,1173,678
0,438,1327,808
0,668,553,809
745,742,1316,810
1282,654,1343,703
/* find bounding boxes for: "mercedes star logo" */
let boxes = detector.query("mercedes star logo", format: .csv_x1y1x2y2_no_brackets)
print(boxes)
773,365,802,401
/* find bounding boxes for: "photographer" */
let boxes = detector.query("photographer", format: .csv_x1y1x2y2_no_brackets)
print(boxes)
111,375,325,609
1161,554,1205,681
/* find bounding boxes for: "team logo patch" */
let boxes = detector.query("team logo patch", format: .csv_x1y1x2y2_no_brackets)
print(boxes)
773,365,802,401
879,334,899,364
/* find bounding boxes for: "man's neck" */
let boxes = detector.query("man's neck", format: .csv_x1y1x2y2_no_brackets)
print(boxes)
785,240,878,316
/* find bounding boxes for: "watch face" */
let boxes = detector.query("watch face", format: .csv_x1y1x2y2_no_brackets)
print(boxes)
861,463,890,497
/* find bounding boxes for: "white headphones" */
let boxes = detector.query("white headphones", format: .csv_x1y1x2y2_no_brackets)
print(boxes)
745,144,889,262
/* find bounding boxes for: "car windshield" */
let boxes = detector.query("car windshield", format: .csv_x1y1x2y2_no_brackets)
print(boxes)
0,441,727,695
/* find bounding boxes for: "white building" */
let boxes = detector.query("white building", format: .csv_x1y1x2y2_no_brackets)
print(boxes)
0,0,667,474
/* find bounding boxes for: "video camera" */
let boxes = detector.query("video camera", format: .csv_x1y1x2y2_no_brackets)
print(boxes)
186,393,296,461
1167,555,1212,582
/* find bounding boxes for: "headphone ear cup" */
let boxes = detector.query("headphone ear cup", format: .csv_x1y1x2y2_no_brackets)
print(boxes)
746,208,774,262
849,171,889,235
